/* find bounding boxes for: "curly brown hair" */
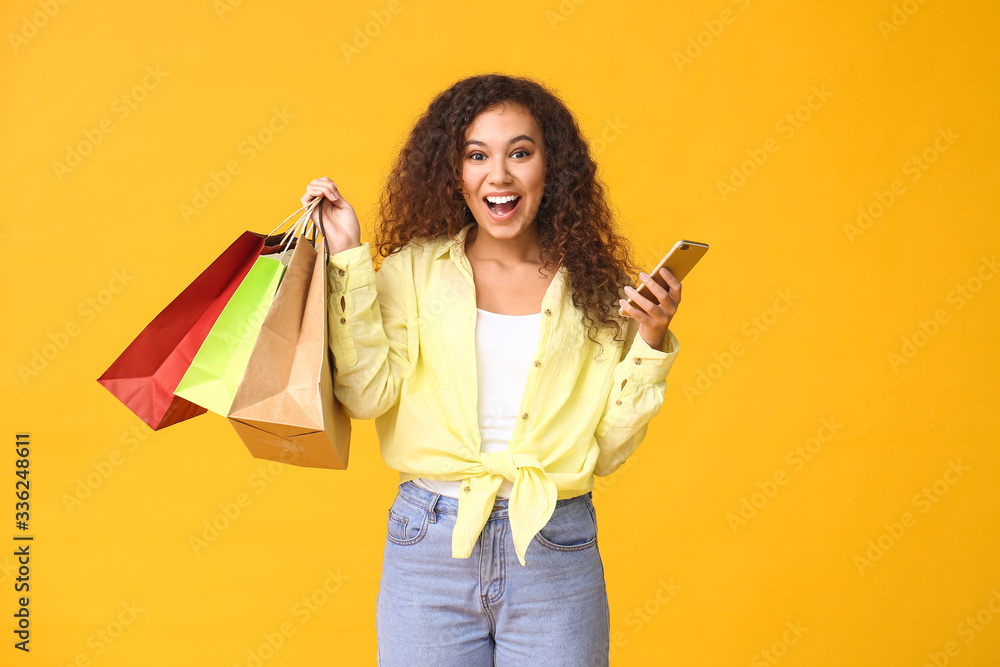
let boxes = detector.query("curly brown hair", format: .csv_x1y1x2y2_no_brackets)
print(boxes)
373,73,641,351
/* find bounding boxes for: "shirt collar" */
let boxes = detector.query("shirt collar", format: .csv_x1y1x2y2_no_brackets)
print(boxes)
433,223,476,261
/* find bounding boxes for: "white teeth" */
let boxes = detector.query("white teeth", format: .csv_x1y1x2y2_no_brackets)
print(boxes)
485,195,519,204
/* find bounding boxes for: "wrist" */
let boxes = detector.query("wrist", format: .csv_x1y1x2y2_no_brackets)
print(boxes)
330,239,362,255
639,327,666,351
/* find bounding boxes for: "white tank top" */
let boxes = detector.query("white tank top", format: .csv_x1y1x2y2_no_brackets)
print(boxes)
412,307,541,499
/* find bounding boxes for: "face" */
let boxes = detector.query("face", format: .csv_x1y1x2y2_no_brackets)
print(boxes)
459,104,546,242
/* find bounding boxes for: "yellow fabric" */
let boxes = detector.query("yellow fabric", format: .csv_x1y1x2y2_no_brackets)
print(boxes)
326,223,679,566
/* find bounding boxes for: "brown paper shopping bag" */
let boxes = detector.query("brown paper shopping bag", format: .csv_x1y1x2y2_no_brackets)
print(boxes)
227,231,351,469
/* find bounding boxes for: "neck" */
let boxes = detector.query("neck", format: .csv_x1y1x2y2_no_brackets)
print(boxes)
465,224,542,266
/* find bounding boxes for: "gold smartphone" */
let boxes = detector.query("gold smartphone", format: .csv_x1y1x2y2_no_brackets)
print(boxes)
619,240,709,317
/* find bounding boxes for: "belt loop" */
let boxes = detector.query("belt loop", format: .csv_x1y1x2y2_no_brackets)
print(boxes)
426,492,441,522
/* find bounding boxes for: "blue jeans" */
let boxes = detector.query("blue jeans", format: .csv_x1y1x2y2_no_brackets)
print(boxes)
376,481,610,666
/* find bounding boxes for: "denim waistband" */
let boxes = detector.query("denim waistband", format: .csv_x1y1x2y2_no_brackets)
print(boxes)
396,480,590,519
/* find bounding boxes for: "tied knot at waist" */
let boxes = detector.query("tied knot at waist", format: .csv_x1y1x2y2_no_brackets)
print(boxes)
452,450,559,567
479,450,538,481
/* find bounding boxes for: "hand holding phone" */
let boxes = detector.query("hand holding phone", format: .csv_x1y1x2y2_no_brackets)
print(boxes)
619,240,708,318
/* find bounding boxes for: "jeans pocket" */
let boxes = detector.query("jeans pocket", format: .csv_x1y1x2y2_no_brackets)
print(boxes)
386,497,429,546
533,495,598,552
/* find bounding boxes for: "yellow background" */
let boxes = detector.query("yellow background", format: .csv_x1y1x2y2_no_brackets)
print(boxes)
2,0,998,664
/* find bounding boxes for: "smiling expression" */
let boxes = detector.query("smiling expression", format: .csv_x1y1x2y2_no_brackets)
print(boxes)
459,104,546,240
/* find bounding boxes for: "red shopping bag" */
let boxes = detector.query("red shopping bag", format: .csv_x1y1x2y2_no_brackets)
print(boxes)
98,231,280,430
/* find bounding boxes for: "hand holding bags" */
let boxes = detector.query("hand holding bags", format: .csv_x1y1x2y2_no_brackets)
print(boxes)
227,214,352,469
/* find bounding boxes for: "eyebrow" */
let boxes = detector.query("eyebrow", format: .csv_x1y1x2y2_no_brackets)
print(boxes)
464,134,536,148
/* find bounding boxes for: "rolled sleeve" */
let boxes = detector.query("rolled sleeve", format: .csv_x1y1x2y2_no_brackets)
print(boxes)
592,325,680,476
619,328,680,385
327,243,375,293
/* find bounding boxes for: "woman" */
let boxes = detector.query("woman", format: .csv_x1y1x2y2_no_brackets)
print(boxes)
301,73,682,666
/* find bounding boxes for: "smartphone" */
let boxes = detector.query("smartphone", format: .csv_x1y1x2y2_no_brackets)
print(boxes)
619,240,709,317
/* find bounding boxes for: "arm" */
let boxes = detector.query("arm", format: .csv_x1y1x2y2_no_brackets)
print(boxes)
593,317,679,476
327,243,413,420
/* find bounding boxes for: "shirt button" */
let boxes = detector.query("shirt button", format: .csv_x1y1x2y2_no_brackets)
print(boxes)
463,486,471,493
544,308,551,316
339,317,346,324
522,412,529,420
533,360,541,367
634,358,642,365
615,399,622,406
338,269,345,276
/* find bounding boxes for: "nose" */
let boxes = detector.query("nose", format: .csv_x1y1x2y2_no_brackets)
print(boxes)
487,156,511,185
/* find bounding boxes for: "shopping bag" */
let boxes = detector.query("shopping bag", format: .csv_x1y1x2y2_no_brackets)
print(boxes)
174,201,321,415
173,250,290,416
97,231,270,430
228,229,351,469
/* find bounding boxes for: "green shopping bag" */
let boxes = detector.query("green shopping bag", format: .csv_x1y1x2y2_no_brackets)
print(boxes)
173,250,289,415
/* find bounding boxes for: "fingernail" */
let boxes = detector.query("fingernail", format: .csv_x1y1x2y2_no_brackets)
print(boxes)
639,272,648,279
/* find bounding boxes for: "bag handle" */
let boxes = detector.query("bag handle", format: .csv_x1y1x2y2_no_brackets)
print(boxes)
271,196,324,253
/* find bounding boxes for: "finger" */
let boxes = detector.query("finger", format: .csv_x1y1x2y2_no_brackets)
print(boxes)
619,298,646,322
638,271,670,304
309,185,338,201
302,188,323,206
623,284,658,315
659,268,682,296
308,178,340,199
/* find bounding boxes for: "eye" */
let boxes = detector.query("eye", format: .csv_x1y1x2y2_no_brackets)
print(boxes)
468,152,486,161
512,149,530,159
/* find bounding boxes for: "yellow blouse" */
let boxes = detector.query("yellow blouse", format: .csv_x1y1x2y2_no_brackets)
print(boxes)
326,223,679,566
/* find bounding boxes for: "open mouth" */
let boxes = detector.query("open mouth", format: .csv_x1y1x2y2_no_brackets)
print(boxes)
484,195,521,218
